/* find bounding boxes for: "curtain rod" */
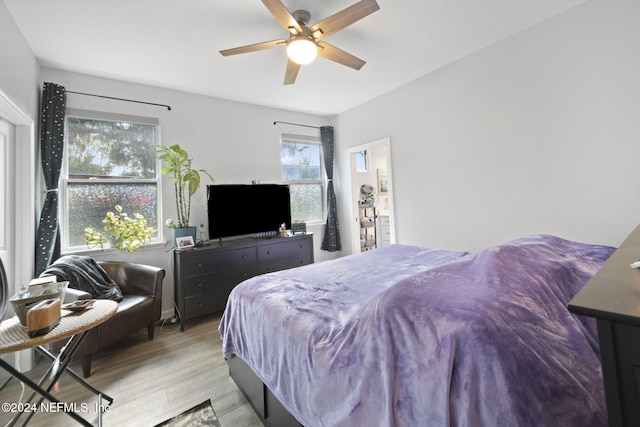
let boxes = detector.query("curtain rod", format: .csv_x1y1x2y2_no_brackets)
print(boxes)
66,90,172,111
273,121,326,129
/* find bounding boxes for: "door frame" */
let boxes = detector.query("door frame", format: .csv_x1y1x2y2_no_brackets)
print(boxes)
348,137,396,254
0,88,36,372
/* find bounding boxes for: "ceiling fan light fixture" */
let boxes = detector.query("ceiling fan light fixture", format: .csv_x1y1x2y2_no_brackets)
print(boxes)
287,36,318,65
220,0,380,84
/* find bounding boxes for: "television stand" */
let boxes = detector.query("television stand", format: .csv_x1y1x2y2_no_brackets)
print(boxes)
173,233,313,331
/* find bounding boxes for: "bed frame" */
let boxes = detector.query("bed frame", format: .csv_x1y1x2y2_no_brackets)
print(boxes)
227,355,301,427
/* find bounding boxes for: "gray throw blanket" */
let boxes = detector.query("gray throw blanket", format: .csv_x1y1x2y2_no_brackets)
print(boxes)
40,255,123,302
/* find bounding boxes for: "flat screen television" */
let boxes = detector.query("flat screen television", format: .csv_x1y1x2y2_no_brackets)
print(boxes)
207,184,292,240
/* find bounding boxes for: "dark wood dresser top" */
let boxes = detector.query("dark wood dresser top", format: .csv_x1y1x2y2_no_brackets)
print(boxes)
568,224,640,326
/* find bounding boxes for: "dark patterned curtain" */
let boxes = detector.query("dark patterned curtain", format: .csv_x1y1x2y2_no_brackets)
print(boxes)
35,83,66,275
320,126,341,252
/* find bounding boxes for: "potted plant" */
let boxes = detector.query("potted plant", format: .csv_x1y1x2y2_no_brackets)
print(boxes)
154,144,213,245
85,205,156,253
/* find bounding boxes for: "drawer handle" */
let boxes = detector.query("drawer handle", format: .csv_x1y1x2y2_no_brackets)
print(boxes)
198,283,203,288
266,251,270,255
197,263,202,268
198,302,203,307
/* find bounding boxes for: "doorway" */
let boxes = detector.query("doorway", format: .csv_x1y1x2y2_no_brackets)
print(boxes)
348,137,395,254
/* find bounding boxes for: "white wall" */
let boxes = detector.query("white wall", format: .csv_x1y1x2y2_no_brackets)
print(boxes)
0,2,40,117
41,68,334,317
0,0,41,372
0,1,40,294
335,0,640,253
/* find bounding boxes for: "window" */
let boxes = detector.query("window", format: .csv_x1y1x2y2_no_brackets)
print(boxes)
61,109,160,251
280,134,324,223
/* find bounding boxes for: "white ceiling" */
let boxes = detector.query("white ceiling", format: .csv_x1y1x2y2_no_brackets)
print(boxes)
5,0,587,116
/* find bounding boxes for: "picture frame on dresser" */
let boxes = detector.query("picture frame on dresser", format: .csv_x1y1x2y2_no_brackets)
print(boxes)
176,235,195,248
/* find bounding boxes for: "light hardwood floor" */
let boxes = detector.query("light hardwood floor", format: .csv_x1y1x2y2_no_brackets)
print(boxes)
0,313,265,427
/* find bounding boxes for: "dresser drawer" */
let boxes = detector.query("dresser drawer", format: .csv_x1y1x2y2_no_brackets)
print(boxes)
257,238,312,261
184,288,233,317
183,268,256,296
182,247,256,277
259,253,313,274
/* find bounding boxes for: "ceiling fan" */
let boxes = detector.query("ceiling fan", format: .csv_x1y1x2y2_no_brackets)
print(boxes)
219,0,380,85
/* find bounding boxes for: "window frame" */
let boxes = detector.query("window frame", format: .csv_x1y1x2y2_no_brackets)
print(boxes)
280,133,326,225
60,108,163,253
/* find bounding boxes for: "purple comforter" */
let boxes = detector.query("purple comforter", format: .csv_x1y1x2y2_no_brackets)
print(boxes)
219,235,613,426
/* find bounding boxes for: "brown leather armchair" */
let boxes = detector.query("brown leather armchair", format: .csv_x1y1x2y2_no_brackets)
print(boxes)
54,261,165,377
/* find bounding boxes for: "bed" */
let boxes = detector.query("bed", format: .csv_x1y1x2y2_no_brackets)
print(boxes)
218,234,614,426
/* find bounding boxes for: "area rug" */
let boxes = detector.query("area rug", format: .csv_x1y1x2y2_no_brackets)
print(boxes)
155,400,221,427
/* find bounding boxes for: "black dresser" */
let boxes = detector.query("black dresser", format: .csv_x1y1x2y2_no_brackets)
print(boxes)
568,225,640,427
173,233,313,331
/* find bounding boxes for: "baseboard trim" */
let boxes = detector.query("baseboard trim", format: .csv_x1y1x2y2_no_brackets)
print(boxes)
160,308,175,321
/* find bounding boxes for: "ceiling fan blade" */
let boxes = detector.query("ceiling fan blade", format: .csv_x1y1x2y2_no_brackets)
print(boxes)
284,59,301,85
219,39,287,56
310,0,380,40
262,0,302,35
317,41,366,70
